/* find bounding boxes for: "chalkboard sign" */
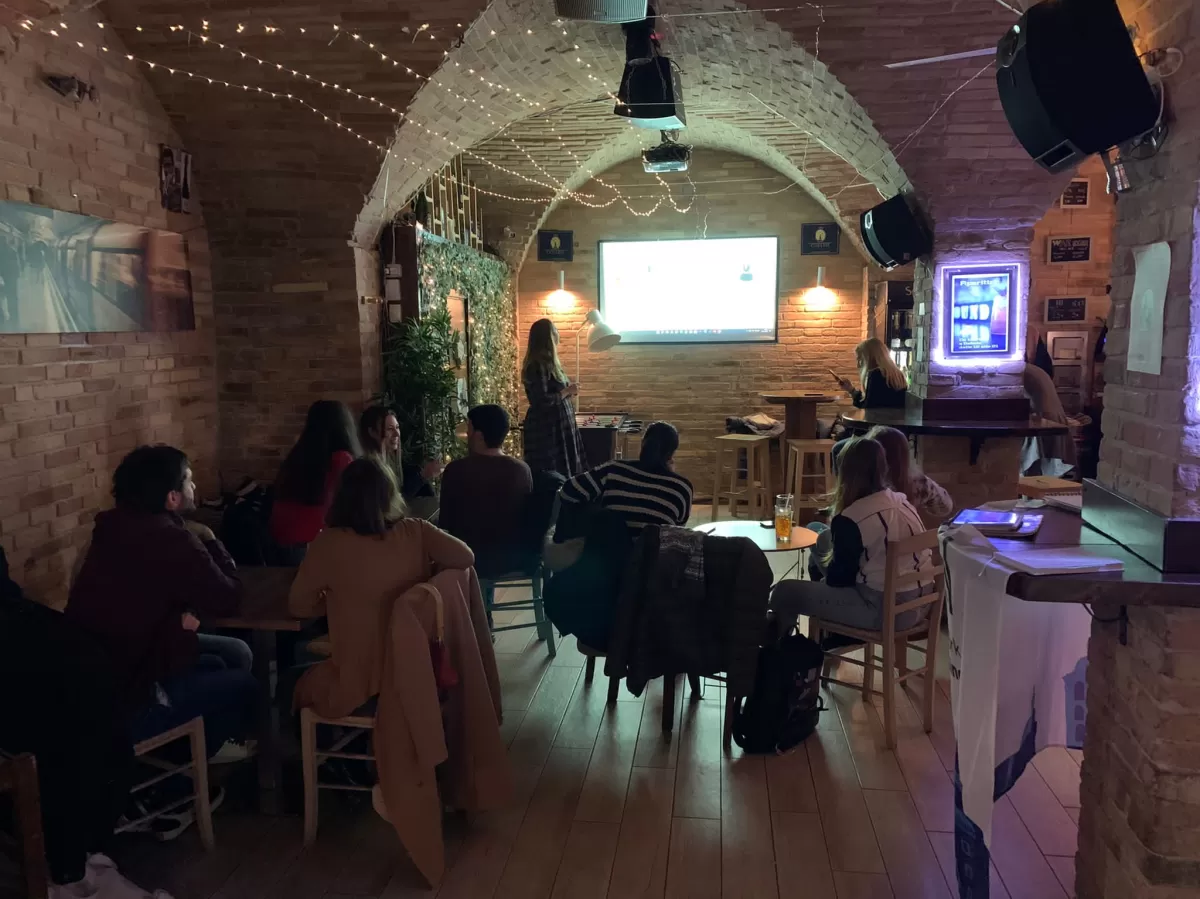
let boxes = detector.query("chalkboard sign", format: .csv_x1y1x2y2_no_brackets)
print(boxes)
1045,296,1088,323
1048,236,1091,264
1061,179,1090,208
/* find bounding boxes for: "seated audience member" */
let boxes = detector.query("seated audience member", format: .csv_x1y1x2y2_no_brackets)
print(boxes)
359,405,442,514
867,425,953,521
770,436,935,635
0,548,172,898
67,446,257,775
288,458,473,716
439,405,534,577
269,399,361,560
560,421,693,536
834,337,908,410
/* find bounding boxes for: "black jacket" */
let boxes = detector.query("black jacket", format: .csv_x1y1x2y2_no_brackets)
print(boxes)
852,369,907,409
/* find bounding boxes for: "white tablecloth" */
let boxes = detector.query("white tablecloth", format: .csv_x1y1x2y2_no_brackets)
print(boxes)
941,525,1091,899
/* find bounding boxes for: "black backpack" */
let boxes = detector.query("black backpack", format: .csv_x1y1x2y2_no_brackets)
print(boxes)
220,482,278,566
732,633,825,754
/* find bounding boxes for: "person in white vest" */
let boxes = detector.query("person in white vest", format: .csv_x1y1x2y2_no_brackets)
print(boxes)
770,436,936,634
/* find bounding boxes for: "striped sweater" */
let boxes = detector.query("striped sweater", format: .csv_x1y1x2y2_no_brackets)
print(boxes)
560,460,693,536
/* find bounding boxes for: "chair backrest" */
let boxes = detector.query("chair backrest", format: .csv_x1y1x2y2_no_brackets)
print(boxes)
881,528,945,632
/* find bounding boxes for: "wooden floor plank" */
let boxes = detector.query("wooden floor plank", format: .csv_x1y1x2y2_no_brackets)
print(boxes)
988,795,1069,899
829,686,908,792
494,747,592,899
861,789,951,899
808,694,886,875
551,635,588,669
495,650,553,713
674,690,723,819
549,820,620,899
435,763,543,899
873,682,955,833
576,700,644,824
721,757,778,899
1007,763,1079,859
633,676,684,769
765,744,819,814
832,872,895,899
492,610,537,655
1032,748,1082,810
665,817,721,899
508,665,584,768
209,817,305,899
1067,749,1083,766
773,811,837,899
927,681,958,773
607,766,675,899
499,710,526,749
927,831,1011,899
1047,855,1076,899
554,667,613,750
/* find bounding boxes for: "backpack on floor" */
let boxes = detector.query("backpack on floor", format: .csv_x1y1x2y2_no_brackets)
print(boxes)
732,633,825,754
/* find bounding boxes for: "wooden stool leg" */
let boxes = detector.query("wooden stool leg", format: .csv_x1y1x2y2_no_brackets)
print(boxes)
188,719,215,851
301,708,319,846
895,636,909,679
761,444,773,517
607,674,620,706
723,692,737,751
688,673,703,700
861,642,875,699
662,675,677,735
532,570,556,658
882,639,898,750
584,655,596,684
711,444,723,522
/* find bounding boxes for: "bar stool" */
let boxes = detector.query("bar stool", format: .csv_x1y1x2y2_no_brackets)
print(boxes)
785,439,836,519
711,434,773,521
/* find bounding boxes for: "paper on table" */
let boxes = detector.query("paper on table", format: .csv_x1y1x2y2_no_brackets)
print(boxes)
1045,493,1082,513
993,548,1123,575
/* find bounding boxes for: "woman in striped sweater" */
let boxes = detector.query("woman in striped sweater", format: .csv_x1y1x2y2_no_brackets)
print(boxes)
770,436,935,634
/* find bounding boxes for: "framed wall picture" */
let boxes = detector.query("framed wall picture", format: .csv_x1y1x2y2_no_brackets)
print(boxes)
1060,178,1090,208
941,263,1018,358
800,222,840,255
1047,236,1092,264
1044,296,1088,324
1046,331,1088,363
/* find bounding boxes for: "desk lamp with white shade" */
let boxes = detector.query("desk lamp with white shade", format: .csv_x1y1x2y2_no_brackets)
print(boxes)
575,308,621,409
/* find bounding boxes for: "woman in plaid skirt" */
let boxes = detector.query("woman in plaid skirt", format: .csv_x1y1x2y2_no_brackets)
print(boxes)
521,318,586,477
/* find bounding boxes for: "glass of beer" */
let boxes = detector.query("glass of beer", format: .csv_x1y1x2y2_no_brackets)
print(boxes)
775,494,794,542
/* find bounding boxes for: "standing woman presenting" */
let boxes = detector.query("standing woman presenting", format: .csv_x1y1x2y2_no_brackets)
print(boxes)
521,318,586,477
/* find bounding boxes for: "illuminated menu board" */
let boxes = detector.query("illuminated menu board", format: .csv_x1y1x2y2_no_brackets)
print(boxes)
943,265,1019,357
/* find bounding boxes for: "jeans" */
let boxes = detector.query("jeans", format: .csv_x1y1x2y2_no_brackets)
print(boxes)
129,665,258,760
196,632,253,672
770,579,931,633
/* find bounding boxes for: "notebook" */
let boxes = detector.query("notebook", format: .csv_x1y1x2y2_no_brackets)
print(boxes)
1046,493,1083,514
993,548,1124,575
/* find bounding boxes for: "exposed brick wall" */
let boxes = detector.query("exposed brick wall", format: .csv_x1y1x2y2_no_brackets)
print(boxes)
0,13,217,608
516,151,868,495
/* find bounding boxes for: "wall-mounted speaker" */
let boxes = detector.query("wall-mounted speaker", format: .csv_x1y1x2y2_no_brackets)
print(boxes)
996,0,1159,173
615,56,686,130
859,195,932,270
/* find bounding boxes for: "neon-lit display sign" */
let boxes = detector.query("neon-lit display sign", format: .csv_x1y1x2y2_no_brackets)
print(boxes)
942,264,1019,358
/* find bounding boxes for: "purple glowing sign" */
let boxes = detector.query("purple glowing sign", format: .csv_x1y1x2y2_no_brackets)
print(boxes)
942,264,1019,359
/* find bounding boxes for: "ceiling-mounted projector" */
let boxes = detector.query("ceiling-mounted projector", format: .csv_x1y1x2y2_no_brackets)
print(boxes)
554,0,647,23
643,137,690,172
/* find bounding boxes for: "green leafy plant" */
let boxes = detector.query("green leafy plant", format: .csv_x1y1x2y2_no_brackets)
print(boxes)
380,306,464,468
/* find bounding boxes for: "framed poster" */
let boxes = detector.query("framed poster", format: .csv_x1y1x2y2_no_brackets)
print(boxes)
537,229,574,262
1047,236,1092,264
801,222,840,255
1060,179,1089,208
1044,296,1088,324
942,264,1018,358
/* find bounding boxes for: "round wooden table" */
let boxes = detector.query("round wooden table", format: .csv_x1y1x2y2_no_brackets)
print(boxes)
760,391,840,439
695,519,819,580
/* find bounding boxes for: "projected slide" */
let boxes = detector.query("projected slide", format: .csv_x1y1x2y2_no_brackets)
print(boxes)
598,237,778,344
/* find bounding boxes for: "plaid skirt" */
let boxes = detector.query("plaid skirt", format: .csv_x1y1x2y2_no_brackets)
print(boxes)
523,396,586,478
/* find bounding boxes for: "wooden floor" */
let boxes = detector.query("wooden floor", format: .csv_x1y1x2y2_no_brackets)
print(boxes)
116,555,1081,899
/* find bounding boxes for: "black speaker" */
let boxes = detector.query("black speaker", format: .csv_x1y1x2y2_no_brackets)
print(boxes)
859,195,932,270
996,0,1158,173
614,56,686,130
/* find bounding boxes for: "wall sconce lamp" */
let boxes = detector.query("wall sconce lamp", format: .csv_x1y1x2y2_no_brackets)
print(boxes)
805,265,837,311
548,270,575,312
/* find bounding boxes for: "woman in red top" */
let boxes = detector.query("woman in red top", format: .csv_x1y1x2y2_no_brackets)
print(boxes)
269,400,361,558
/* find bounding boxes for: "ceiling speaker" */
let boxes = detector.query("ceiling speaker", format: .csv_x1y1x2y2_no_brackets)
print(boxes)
859,195,932,270
996,0,1158,173
615,57,686,130
554,0,648,23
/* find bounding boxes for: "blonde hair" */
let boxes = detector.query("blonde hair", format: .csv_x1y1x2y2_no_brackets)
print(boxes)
867,425,916,501
855,337,907,391
829,437,888,518
522,318,567,384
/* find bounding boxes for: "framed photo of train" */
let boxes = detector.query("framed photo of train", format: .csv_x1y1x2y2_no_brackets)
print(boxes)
0,200,194,334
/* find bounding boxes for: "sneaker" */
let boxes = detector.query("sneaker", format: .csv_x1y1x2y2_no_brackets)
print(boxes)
149,786,225,842
210,739,257,765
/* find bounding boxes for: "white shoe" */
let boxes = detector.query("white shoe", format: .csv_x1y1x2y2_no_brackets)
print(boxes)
210,739,256,765
84,853,175,899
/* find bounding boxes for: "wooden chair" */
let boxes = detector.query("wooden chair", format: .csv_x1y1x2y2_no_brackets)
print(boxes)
481,565,556,658
0,752,48,899
784,439,836,519
115,716,214,850
809,529,946,750
711,434,773,521
300,707,376,846
579,642,621,706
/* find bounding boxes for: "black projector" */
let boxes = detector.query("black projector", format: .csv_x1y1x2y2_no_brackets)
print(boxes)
643,140,690,172
615,56,686,131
